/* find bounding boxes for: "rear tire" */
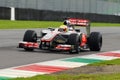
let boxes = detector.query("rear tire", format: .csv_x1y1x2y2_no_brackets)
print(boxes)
23,30,37,51
88,32,102,51
68,33,80,54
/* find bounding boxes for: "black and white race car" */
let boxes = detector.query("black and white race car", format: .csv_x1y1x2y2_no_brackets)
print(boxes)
18,18,102,54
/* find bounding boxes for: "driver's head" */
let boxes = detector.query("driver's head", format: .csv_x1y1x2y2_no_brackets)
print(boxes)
59,25,68,32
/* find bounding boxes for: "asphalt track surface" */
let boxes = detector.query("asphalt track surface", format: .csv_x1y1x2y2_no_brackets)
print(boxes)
0,27,120,69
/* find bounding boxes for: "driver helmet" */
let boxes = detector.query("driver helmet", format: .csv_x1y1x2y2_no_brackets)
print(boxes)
59,25,68,32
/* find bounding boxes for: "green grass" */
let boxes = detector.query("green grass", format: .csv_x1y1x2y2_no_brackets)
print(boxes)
0,20,62,29
0,20,120,29
89,59,120,66
92,22,120,27
9,73,120,80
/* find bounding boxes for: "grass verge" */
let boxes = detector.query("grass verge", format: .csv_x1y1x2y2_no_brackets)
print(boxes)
0,20,120,29
9,73,120,80
92,22,120,27
0,20,62,29
89,59,120,66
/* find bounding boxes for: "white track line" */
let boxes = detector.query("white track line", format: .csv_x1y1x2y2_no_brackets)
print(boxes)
111,50,120,53
36,60,88,68
0,69,46,78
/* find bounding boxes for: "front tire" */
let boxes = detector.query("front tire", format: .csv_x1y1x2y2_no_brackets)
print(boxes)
88,32,102,51
23,30,37,42
23,30,37,51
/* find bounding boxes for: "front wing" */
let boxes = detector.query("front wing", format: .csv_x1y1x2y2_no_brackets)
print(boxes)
18,41,39,49
18,41,72,51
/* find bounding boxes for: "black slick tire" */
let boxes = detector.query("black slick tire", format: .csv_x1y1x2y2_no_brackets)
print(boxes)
88,32,102,51
23,30,37,51
23,30,37,42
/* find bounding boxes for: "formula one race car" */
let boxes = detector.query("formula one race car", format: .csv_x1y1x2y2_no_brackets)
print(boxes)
18,18,102,54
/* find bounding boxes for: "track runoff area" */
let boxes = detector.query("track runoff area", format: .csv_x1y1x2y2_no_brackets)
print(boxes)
0,50,120,79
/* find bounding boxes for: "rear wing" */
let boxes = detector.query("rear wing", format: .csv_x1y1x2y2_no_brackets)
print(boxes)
67,18,90,27
67,18,90,36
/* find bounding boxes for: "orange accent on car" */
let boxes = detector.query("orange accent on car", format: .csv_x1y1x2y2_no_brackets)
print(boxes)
80,34,87,46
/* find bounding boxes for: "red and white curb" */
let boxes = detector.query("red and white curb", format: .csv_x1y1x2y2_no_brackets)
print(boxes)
0,50,120,78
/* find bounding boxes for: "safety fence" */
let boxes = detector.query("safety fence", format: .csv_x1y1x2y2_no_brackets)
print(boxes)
0,7,120,23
